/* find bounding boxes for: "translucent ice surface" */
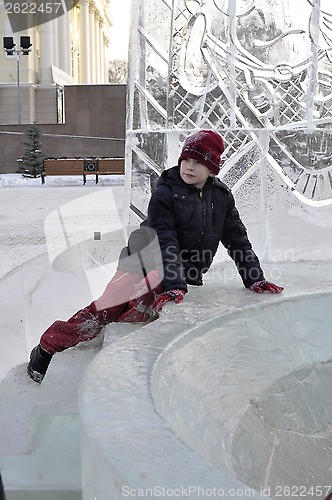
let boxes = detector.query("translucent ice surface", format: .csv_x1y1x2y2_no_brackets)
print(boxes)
151,292,332,500
126,0,332,258
80,265,332,500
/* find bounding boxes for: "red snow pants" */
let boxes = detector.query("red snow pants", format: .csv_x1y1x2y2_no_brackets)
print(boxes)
40,270,164,354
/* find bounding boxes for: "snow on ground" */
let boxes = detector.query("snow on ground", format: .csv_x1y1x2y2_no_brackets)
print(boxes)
0,174,125,279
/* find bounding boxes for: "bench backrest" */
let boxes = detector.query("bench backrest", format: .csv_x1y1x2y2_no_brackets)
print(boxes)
98,158,125,175
43,159,85,174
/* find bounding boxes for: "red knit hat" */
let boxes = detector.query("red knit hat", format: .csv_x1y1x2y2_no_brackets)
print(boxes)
178,130,225,175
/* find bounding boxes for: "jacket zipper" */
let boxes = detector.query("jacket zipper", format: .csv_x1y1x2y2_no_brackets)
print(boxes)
194,189,206,247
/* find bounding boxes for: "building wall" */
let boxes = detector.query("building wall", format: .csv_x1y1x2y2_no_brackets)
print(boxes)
0,84,126,174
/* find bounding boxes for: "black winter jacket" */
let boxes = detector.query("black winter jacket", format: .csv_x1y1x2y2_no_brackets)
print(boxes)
118,166,265,291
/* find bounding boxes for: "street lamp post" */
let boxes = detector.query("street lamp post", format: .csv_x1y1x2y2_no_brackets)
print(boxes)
3,36,32,125
16,49,21,124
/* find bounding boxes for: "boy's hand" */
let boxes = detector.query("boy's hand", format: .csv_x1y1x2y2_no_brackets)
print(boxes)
132,270,162,299
250,280,284,294
152,289,186,311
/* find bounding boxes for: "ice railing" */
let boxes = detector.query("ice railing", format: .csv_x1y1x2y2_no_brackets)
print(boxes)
125,0,332,261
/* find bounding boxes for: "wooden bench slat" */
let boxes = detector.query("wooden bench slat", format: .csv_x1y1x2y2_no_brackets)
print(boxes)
97,159,125,175
44,160,84,165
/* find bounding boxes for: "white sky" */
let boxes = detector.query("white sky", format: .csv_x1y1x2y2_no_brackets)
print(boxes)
108,0,131,61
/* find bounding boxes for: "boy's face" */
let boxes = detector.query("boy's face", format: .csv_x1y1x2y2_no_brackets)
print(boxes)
180,158,215,189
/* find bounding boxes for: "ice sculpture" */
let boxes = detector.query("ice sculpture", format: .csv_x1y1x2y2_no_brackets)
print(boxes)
126,0,332,261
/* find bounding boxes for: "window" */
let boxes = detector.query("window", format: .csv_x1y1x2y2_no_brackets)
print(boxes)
56,85,64,123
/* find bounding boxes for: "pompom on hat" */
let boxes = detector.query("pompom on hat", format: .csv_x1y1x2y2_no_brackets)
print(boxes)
178,130,225,175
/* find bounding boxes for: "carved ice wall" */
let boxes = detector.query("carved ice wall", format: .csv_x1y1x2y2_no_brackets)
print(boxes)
126,0,332,261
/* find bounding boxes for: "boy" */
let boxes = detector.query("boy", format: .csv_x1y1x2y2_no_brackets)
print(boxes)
27,130,283,383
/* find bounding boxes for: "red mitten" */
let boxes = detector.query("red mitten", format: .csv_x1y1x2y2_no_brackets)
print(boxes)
152,289,186,312
250,280,284,294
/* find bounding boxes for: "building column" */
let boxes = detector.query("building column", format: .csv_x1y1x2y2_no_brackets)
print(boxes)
103,33,110,82
99,21,104,82
89,4,96,83
53,19,59,68
39,20,55,83
102,37,106,83
80,0,90,83
57,12,70,75
95,14,101,83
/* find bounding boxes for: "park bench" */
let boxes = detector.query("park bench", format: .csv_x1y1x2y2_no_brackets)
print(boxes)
41,158,125,184
41,159,84,184
95,158,125,183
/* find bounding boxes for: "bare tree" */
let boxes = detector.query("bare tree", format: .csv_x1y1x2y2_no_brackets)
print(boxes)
109,59,128,83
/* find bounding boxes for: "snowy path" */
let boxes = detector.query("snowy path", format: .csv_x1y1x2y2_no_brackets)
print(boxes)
0,177,125,279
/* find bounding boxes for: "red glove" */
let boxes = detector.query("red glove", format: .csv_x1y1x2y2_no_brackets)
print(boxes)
250,280,284,294
152,289,186,312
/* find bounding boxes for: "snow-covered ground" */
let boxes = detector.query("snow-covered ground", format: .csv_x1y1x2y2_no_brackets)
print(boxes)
0,174,125,279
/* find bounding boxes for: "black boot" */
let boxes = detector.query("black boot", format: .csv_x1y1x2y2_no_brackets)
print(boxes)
27,345,53,383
